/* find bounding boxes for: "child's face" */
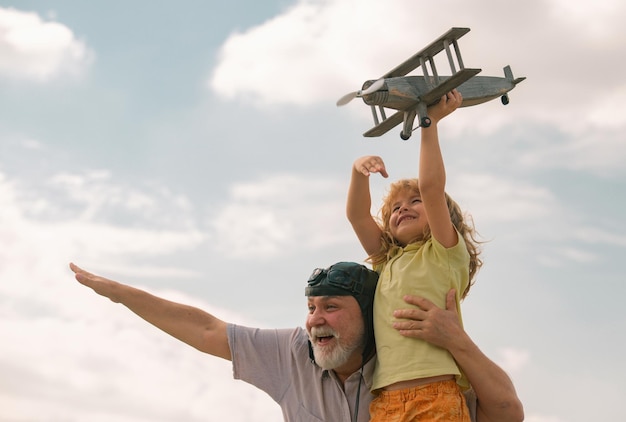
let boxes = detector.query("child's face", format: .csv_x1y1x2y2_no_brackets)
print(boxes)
388,190,428,246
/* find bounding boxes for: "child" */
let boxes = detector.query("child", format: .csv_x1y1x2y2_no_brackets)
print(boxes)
346,89,482,421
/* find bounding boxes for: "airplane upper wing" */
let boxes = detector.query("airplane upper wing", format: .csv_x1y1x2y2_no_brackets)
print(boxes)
381,27,470,79
363,110,404,137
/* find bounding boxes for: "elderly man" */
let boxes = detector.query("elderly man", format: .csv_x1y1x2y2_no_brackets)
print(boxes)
69,262,523,422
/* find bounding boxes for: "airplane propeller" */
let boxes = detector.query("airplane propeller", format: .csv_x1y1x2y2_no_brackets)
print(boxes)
336,78,385,106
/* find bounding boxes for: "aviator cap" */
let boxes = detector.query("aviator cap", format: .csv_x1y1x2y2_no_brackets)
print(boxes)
305,262,379,359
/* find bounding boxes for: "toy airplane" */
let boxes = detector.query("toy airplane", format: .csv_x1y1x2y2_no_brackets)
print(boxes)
337,27,525,140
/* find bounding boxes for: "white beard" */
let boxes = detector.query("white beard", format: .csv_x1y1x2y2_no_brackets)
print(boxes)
309,327,362,370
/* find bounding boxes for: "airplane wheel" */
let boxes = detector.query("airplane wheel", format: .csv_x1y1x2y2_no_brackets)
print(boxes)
420,117,431,128
400,131,411,140
501,94,509,105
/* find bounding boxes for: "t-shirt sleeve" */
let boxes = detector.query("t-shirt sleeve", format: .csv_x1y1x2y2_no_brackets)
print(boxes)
227,324,306,402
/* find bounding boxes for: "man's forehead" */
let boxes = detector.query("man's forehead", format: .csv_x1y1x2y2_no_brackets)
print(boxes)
307,295,358,304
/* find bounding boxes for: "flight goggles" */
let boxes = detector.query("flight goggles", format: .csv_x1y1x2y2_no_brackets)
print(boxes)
305,262,369,297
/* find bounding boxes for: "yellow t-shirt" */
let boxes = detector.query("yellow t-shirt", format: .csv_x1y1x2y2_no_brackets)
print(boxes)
372,232,470,391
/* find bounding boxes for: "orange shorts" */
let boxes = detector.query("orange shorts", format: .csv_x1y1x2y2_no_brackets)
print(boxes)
369,380,471,422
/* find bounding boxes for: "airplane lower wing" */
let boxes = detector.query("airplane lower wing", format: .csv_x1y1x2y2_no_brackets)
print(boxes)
363,110,404,137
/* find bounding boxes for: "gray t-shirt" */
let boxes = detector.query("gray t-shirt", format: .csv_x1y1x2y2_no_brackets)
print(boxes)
227,324,477,422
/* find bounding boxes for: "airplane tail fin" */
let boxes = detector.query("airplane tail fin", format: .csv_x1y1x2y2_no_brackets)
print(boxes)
504,65,526,85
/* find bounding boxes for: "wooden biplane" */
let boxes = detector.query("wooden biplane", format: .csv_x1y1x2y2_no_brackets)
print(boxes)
337,27,525,140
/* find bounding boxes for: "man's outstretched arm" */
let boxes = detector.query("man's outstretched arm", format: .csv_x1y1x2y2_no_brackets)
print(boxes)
70,263,231,360
393,289,524,422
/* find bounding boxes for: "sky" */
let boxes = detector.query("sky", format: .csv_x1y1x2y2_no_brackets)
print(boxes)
0,0,625,421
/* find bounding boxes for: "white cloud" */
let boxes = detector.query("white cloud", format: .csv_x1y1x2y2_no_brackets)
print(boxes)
548,0,624,42
0,169,206,305
448,172,558,224
0,168,282,421
512,121,626,176
555,246,598,264
207,0,626,148
30,170,199,230
572,226,626,248
587,84,626,129
209,0,463,107
496,347,530,373
206,0,626,180
209,173,352,259
0,7,94,81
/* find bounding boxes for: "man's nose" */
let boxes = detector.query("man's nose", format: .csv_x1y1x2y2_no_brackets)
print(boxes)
308,309,327,326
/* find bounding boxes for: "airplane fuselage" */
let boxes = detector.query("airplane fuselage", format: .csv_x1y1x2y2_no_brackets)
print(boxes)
362,75,517,110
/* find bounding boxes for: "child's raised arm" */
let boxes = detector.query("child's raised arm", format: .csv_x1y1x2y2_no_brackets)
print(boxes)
418,89,462,248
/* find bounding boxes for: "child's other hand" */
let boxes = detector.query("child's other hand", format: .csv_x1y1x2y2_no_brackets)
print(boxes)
353,155,389,178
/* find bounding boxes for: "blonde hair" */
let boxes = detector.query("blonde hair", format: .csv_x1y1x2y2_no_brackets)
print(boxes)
367,178,483,298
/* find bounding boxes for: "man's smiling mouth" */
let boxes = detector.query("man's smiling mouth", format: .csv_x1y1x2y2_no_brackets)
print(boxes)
311,328,337,346
316,336,335,346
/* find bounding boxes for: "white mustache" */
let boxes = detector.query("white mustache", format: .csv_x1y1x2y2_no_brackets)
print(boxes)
309,327,338,341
